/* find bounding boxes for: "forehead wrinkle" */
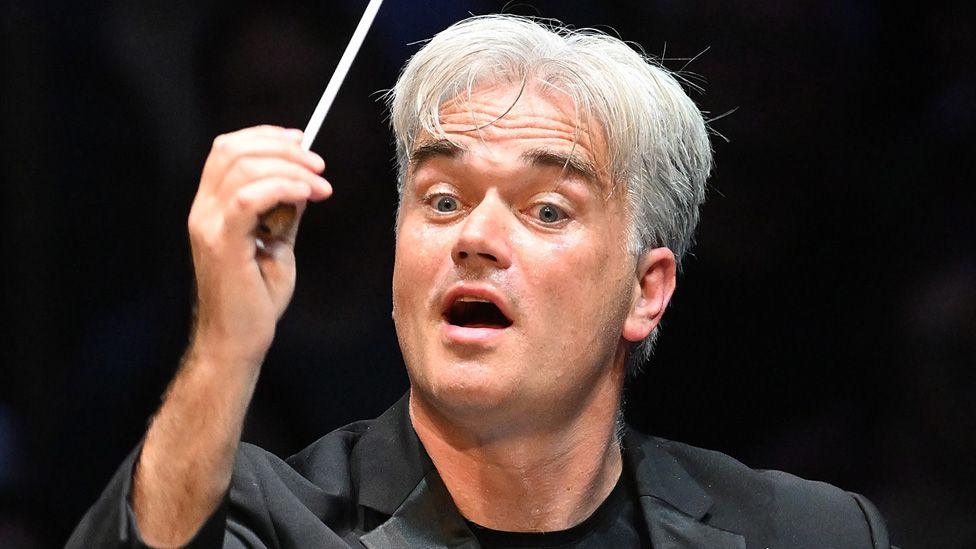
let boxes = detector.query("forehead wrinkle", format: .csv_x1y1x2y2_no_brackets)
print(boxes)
437,82,609,164
441,126,596,157
441,108,589,142
441,93,595,147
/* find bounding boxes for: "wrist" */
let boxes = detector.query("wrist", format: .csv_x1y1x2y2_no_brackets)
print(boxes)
186,331,269,376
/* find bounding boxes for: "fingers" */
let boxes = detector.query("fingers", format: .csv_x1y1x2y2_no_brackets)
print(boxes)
224,178,329,237
190,125,334,256
220,135,324,173
220,156,331,200
201,127,326,193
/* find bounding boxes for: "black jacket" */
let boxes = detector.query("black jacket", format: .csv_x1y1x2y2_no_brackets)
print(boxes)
68,394,892,548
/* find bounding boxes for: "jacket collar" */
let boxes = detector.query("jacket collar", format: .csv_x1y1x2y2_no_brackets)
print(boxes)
355,395,744,549
623,430,746,549
352,392,432,516
355,393,476,548
622,429,713,519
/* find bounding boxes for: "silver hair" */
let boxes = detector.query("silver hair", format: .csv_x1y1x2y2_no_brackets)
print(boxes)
385,15,713,371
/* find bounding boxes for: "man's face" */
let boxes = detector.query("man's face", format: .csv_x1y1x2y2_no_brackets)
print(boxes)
392,82,641,425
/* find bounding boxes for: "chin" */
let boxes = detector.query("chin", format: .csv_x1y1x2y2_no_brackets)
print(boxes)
409,356,520,420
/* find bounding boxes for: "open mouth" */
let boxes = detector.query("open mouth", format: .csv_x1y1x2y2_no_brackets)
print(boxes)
444,297,513,329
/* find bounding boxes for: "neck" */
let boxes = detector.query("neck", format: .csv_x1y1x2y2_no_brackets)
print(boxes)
409,357,626,532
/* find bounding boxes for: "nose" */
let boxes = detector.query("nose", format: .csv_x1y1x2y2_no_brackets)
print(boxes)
451,194,513,270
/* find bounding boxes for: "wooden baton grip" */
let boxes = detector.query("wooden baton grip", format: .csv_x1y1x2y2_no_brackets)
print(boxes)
257,203,298,241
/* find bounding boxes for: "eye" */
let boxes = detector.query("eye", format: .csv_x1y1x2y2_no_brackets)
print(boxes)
532,203,566,224
431,195,459,213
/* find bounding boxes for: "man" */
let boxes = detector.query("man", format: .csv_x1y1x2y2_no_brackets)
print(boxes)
69,15,893,548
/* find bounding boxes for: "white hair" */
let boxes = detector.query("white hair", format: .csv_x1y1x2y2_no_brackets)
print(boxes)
385,15,713,370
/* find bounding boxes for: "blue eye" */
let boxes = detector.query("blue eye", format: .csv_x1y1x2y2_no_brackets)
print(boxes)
535,203,566,223
433,196,459,213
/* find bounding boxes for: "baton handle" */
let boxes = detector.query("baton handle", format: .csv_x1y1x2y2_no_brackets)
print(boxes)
257,203,297,241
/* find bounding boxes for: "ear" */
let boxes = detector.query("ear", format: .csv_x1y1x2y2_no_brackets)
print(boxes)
622,247,677,342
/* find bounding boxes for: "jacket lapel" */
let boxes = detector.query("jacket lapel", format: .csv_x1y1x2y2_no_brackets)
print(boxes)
624,430,746,549
354,393,477,549
639,497,745,549
352,393,428,517
360,471,478,549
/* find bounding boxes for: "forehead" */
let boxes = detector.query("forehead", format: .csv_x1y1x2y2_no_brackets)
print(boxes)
415,82,611,182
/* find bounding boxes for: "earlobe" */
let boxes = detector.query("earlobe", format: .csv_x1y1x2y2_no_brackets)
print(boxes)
622,248,676,342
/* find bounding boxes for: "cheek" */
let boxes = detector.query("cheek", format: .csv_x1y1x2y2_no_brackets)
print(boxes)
393,219,450,316
518,234,610,310
517,231,630,335
518,226,618,284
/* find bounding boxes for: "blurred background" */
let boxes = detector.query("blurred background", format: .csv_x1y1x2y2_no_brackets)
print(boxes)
1,0,973,546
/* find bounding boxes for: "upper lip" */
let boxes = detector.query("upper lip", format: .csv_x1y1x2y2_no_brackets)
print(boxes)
440,284,515,326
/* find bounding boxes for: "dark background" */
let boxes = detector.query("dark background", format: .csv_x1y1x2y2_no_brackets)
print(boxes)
1,1,973,547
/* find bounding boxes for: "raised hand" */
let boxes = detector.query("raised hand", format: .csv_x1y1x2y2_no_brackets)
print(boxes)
132,125,330,547
187,125,330,366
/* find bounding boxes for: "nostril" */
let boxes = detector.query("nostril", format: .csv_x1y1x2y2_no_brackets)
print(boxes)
458,251,468,259
478,252,497,262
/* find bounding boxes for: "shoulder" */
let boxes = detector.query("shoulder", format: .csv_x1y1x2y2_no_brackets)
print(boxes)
656,436,859,512
224,419,371,505
221,419,380,544
232,418,375,488
286,419,374,474
627,432,891,548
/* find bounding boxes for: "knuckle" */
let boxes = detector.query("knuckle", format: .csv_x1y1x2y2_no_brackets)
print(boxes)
187,204,206,233
232,193,252,212
187,211,208,236
197,232,220,254
211,134,228,151
212,134,243,160
189,222,217,253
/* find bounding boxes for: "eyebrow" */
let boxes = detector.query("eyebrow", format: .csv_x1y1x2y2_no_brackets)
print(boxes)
409,139,466,168
408,140,603,191
520,147,601,188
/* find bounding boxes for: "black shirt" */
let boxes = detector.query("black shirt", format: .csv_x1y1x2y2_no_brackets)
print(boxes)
466,472,651,548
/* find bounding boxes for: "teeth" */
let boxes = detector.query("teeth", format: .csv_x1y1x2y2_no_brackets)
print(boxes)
457,297,490,303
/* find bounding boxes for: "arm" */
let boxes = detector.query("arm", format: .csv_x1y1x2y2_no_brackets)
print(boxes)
130,125,331,547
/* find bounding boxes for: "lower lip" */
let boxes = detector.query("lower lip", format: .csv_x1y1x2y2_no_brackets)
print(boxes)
441,322,509,345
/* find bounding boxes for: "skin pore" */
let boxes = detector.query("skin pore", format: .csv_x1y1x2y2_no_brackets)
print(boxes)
391,81,676,531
